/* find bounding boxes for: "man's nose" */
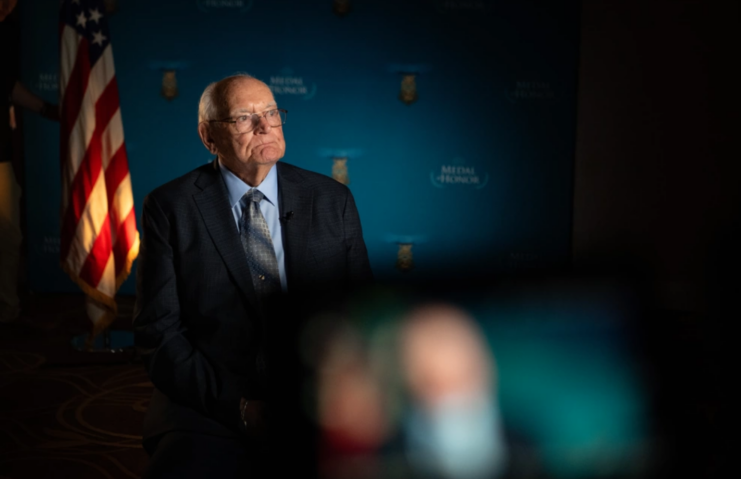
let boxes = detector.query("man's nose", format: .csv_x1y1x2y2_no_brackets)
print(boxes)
253,115,271,134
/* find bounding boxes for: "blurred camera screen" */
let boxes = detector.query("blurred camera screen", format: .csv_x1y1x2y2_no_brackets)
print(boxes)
301,277,651,479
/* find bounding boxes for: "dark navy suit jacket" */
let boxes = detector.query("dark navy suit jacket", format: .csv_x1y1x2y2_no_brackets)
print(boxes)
133,160,372,448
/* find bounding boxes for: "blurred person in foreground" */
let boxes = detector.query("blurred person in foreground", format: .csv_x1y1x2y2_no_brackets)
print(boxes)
0,0,59,324
400,303,508,479
133,74,372,477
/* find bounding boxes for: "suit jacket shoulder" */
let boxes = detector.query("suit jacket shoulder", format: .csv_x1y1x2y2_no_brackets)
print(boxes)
276,161,351,198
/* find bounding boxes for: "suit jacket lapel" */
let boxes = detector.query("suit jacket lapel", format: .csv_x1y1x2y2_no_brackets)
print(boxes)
193,160,259,308
277,162,313,288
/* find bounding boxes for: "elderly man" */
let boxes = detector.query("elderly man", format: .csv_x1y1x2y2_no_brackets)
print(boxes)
133,74,372,477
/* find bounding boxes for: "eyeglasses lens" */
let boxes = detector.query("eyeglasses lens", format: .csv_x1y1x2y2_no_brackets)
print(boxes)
236,110,285,133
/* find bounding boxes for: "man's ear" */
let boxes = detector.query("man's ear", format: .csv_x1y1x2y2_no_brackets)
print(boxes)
198,122,218,154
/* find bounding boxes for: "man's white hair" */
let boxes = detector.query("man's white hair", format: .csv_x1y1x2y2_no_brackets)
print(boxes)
197,73,256,123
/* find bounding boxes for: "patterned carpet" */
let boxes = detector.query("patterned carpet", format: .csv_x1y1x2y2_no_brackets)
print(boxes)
0,294,152,479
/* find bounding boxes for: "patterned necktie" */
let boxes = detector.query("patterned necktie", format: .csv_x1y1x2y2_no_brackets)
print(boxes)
239,188,281,297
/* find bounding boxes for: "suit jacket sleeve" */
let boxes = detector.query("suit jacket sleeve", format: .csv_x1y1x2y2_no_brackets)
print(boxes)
133,193,247,434
342,188,373,282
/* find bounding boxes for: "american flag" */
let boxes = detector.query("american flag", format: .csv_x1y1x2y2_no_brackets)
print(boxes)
59,0,139,341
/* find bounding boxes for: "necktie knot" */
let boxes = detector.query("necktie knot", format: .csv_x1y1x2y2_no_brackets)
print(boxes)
246,188,264,204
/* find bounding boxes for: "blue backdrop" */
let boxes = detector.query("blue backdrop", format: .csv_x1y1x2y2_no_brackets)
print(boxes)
20,0,580,294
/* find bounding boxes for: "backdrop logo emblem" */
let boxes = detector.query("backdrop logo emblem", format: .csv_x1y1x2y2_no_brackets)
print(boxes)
318,148,363,181
430,158,489,188
332,157,350,185
333,0,352,17
269,68,317,100
506,81,555,103
399,73,418,105
161,70,178,101
197,0,254,13
396,243,414,272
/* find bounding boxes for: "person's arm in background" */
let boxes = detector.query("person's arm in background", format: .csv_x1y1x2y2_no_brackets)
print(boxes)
11,82,59,121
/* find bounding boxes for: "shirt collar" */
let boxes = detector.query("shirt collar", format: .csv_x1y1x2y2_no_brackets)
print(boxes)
218,159,279,208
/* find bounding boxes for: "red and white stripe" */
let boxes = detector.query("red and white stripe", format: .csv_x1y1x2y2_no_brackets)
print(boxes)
59,22,139,338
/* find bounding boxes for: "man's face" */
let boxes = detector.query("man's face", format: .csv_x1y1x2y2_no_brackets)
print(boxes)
207,78,286,171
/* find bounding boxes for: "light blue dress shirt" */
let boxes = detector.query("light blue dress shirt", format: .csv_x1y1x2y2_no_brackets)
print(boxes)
218,160,287,292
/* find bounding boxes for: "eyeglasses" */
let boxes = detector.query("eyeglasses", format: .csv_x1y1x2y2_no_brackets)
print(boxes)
209,108,287,133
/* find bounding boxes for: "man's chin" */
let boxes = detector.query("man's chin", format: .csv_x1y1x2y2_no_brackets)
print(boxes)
258,148,285,164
